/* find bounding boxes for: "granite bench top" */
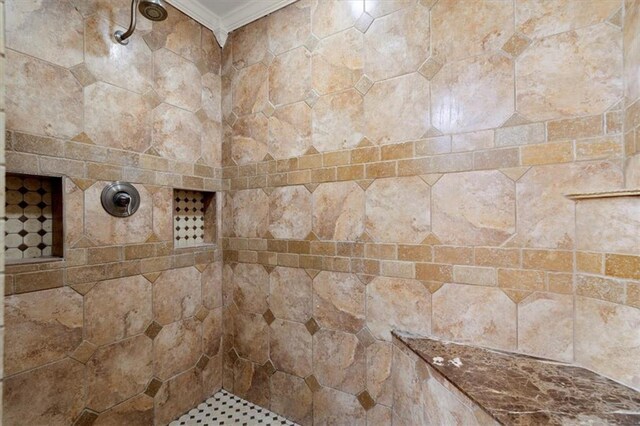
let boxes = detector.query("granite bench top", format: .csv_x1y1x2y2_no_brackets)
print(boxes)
393,332,640,425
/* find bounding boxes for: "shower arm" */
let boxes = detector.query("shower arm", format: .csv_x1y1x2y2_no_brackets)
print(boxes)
114,0,138,45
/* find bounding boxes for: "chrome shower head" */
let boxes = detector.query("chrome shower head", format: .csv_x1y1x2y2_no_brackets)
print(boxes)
114,0,168,45
139,0,168,22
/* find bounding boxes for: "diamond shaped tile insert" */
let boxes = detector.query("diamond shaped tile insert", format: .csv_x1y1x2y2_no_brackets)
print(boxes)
355,12,374,33
70,63,97,88
502,33,531,57
304,375,322,393
196,355,210,370
18,187,28,195
304,34,320,52
70,340,98,364
263,102,276,118
228,348,239,363
18,229,28,237
263,309,276,325
195,306,209,322
144,378,163,397
305,318,320,335
73,409,99,426
36,187,48,196
144,322,163,339
18,244,28,252
356,327,376,348
18,200,28,209
357,391,376,411
142,30,167,51
355,75,373,95
418,58,443,81
305,90,320,108
262,360,276,376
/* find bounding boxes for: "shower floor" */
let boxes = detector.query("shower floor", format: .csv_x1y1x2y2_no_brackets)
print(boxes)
169,389,299,426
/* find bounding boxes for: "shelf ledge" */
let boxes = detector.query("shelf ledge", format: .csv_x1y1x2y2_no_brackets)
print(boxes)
565,188,640,200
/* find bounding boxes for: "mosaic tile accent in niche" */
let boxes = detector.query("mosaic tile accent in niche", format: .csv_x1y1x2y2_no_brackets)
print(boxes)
5,174,62,261
174,189,216,248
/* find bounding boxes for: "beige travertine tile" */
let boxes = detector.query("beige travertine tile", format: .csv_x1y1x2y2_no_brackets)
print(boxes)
153,103,202,163
364,0,414,18
153,4,202,63
364,4,429,81
268,1,311,55
313,328,366,394
6,50,83,139
3,358,85,426
154,267,202,324
312,0,363,39
312,181,365,241
431,0,512,62
576,197,640,255
271,318,312,377
313,28,363,96
70,0,152,31
87,335,153,411
605,253,640,280
234,311,269,364
202,352,222,397
232,113,269,165
575,297,640,390
451,130,495,152
431,170,515,246
5,287,83,376
576,274,625,305
432,283,517,350
232,19,268,69
452,265,497,286
432,53,514,133
314,387,366,425
270,266,313,322
517,24,622,121
516,0,621,39
366,277,431,340
270,371,313,426
232,358,271,407
367,340,393,406
513,161,623,249
232,263,269,314
313,271,365,333
154,48,202,112
153,318,202,380
269,102,312,159
84,82,151,152
624,0,640,101
312,89,364,151
85,276,152,346
151,187,173,241
364,73,430,145
6,0,84,68
270,47,312,106
202,261,223,310
232,189,269,238
365,176,430,244
232,63,268,116
269,185,312,239
518,292,573,362
155,368,203,426
495,123,545,147
84,15,153,94
203,307,222,356
64,178,85,248
94,394,154,426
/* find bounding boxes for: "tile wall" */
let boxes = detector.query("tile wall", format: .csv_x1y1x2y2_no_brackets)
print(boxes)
219,0,640,424
0,0,5,419
3,0,224,424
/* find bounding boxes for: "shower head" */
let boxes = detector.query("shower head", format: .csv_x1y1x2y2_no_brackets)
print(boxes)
114,0,168,45
139,0,168,22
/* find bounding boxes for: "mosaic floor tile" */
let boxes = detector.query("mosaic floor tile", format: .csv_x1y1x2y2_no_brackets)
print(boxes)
169,390,299,426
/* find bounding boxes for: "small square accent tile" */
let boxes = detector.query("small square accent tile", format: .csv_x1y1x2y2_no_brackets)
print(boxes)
262,360,276,376
174,189,206,248
263,309,276,325
304,318,320,335
73,409,99,426
418,58,443,81
355,75,373,95
145,378,163,397
356,327,376,347
304,375,321,393
357,391,376,411
355,12,374,33
169,390,299,426
145,321,163,339
196,355,210,370
502,33,531,57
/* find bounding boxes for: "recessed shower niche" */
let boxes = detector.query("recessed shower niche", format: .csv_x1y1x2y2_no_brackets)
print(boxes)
173,189,217,248
5,173,63,262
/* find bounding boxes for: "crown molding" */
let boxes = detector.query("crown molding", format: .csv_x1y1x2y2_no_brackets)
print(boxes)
166,0,298,48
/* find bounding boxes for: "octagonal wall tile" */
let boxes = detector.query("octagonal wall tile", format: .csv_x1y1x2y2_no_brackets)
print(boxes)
153,103,202,163
366,277,431,341
517,24,622,121
365,73,430,145
232,63,269,116
6,0,84,68
152,4,202,64
64,179,84,246
431,53,514,134
3,358,85,426
6,50,82,139
432,283,517,351
513,161,623,249
270,47,312,106
312,0,364,39
154,48,202,112
576,197,640,255
270,372,313,426
153,318,202,380
271,319,313,377
203,307,223,357
84,15,153,94
313,328,366,394
312,181,365,241
5,287,83,376
232,189,269,238
202,72,222,121
87,335,153,411
202,261,223,310
367,341,393,407
314,387,366,426
152,187,174,242
313,27,364,95
431,0,513,63
84,82,152,152
365,176,430,243
70,0,151,31
85,182,153,245
268,0,312,55
365,4,430,81
234,311,269,364
625,0,640,101
312,89,365,152
364,0,415,18
155,368,203,426
153,267,202,325
269,102,312,159
232,263,269,314
518,292,573,362
432,170,515,246
232,113,269,165
313,271,365,333
516,0,621,39
85,275,152,346
269,185,313,239
270,266,313,323
94,394,154,426
232,18,268,69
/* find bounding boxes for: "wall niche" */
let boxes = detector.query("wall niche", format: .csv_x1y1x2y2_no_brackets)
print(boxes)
173,189,217,248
